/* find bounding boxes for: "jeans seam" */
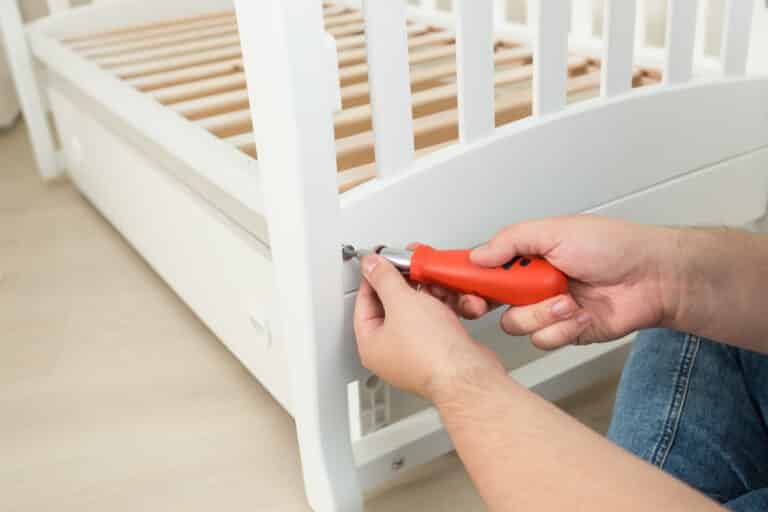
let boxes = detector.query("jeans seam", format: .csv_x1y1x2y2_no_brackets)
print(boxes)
649,333,701,469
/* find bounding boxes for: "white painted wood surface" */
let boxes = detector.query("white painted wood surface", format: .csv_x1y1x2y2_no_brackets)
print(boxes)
571,0,593,39
341,79,768,252
635,0,648,50
664,0,700,85
233,1,362,511
46,0,70,13
532,0,571,116
0,0,59,178
601,0,636,97
721,0,756,76
694,0,710,60
455,0,495,143
361,0,414,178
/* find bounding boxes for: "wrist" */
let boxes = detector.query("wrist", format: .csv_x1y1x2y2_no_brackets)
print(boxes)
428,356,511,411
647,225,687,330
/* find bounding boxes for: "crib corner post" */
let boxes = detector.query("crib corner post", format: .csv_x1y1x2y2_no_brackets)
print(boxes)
233,1,363,511
0,0,60,180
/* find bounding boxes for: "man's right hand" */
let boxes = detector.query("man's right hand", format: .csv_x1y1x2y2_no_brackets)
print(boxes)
431,215,680,350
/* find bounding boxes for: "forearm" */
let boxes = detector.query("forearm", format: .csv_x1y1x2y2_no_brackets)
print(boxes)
435,370,723,512
658,226,768,352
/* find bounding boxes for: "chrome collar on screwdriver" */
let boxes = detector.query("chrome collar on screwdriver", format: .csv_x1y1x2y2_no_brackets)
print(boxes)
342,245,414,274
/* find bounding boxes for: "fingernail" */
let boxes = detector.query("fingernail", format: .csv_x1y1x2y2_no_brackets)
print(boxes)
362,254,380,275
551,297,575,318
576,311,592,325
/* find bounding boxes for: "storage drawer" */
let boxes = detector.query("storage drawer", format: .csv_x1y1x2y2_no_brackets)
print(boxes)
48,86,293,412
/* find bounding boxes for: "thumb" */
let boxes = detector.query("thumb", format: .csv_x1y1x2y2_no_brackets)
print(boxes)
471,220,560,267
361,254,412,306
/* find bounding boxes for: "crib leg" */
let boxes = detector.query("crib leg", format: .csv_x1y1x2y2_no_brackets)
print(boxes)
232,0,364,509
0,0,60,179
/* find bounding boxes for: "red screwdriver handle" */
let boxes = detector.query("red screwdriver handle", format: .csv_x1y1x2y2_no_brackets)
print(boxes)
409,245,568,306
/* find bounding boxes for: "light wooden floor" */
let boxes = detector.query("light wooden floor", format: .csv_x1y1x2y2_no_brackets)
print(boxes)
0,120,619,511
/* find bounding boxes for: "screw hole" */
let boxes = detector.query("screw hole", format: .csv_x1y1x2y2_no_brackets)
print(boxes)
364,375,382,392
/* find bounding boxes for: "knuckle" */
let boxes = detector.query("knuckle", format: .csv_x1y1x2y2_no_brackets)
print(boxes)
531,305,550,328
501,311,524,335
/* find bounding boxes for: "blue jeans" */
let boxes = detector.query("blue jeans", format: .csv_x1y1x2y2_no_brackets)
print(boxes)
608,329,768,510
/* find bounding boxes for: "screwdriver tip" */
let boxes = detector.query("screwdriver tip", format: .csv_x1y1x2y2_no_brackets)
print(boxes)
342,245,358,261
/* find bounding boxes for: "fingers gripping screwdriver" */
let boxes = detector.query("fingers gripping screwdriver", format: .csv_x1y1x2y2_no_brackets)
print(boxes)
343,245,568,307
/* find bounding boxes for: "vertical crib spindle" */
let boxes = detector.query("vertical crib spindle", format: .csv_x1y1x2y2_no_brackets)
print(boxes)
421,0,438,14
664,0,700,85
456,0,495,143
532,0,571,117
721,0,755,76
601,0,636,98
362,0,415,177
693,0,710,60
494,0,508,27
635,0,647,51
571,0,593,40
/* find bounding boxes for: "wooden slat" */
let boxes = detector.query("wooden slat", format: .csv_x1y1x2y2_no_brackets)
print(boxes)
69,17,237,53
663,0,699,85
112,46,243,79
153,72,246,104
95,34,242,68
67,4,347,51
341,46,532,107
150,27,452,106
335,70,607,171
173,89,251,120
325,12,364,29
337,143,452,192
334,56,589,138
337,31,454,67
721,0,755,76
532,0,571,116
78,23,239,59
110,28,451,79
455,0,495,142
62,10,235,45
196,56,590,141
361,0,415,177
339,44,457,87
601,0,636,97
198,109,252,138
336,24,429,52
127,59,243,91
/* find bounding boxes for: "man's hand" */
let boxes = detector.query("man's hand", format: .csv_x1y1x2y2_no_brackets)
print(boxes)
438,216,679,350
353,254,505,401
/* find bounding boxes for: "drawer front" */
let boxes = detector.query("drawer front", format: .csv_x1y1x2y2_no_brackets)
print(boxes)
49,87,293,413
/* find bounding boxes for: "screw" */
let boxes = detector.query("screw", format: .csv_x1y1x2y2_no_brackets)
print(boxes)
392,456,406,472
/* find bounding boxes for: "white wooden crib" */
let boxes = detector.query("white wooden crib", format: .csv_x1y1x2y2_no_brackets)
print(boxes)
2,0,768,510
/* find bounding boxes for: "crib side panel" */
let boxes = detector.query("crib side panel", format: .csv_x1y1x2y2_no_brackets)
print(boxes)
340,78,768,251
